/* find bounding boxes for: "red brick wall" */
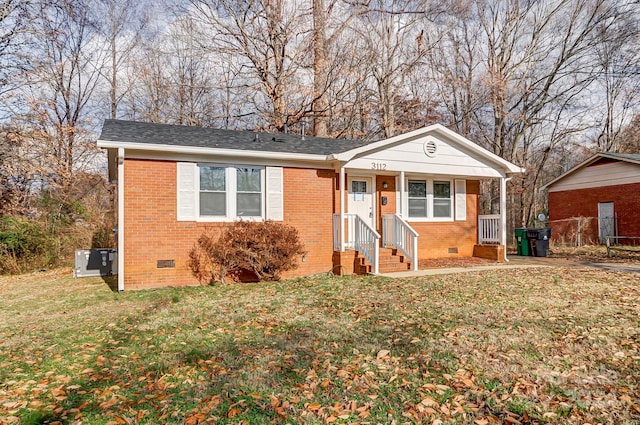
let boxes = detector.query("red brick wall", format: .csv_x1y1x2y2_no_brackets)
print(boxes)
122,159,336,289
123,160,483,288
408,180,480,258
281,168,336,277
548,182,640,243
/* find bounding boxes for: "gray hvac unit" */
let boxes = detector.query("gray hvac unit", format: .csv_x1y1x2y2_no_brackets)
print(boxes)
74,248,117,278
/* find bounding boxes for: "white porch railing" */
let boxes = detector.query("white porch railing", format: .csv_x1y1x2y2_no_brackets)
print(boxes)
333,213,380,274
382,214,419,271
478,214,501,244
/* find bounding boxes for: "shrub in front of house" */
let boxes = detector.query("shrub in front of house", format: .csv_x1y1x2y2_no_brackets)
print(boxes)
188,221,306,284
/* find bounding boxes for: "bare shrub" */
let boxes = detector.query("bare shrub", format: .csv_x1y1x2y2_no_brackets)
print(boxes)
189,221,306,284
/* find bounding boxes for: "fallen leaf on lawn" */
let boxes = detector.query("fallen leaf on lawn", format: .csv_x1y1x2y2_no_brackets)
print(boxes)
99,397,118,409
377,349,390,359
420,397,438,407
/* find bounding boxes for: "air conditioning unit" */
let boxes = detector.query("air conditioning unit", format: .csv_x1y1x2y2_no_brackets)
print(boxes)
74,248,117,278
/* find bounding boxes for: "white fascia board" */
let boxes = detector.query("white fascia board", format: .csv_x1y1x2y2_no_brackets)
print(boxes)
96,140,329,163
330,124,525,175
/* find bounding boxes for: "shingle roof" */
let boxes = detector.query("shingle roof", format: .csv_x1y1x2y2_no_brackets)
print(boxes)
98,119,368,156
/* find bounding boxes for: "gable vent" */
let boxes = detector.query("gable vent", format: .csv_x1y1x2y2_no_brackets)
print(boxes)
424,140,437,157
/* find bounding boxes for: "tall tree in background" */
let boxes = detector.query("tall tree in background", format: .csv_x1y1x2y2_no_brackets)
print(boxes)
353,0,432,138
94,0,148,120
592,1,640,152
20,0,106,178
0,0,32,101
428,0,628,227
0,0,35,211
190,0,309,132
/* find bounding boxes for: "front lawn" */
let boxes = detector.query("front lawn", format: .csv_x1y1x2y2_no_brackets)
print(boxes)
0,267,638,424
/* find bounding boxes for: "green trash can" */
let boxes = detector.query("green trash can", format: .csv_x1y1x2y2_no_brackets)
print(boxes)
515,228,530,256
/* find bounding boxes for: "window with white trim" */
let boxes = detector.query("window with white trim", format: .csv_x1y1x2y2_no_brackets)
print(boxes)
433,181,452,218
198,165,263,219
178,163,283,222
236,167,262,217
199,166,226,216
405,178,454,220
408,180,428,218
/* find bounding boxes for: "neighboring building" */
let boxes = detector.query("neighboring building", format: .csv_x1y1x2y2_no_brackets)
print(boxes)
98,120,523,290
542,152,640,245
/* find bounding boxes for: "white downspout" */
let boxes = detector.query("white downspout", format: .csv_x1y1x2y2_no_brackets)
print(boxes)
339,165,345,252
117,148,125,292
501,176,512,263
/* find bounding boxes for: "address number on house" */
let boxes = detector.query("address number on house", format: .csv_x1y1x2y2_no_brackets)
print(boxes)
371,162,387,170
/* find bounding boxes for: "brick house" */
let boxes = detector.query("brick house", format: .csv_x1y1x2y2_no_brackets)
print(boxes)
543,152,640,245
98,120,523,290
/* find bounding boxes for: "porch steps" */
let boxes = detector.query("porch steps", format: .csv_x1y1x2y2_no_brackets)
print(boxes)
354,248,411,274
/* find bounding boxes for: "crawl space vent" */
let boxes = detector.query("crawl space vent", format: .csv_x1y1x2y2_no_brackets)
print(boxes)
448,247,458,254
157,260,175,268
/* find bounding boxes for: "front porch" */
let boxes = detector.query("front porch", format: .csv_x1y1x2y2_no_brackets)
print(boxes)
332,212,505,275
326,124,522,275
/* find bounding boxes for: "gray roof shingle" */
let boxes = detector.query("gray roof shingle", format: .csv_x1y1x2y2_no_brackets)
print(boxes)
99,119,368,156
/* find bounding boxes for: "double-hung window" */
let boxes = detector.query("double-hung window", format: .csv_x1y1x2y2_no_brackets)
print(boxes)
406,179,453,220
408,180,428,218
197,165,263,219
199,166,227,217
178,163,281,222
236,167,262,217
433,181,452,218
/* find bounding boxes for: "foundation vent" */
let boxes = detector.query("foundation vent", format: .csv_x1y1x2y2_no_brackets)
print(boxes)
448,247,458,254
157,260,175,268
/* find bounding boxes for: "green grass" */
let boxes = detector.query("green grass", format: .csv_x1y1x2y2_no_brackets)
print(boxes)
0,267,639,424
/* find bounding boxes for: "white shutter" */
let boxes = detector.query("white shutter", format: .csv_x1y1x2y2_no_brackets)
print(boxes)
455,179,467,221
266,166,284,221
177,162,197,221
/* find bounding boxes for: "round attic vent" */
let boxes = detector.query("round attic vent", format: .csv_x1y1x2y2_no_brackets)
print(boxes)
423,139,437,157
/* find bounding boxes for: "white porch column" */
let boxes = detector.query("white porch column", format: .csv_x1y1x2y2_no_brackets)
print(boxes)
500,176,508,262
339,165,346,252
399,171,405,217
117,148,125,292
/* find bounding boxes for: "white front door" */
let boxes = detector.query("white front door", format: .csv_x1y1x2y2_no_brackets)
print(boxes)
598,202,615,244
348,176,374,227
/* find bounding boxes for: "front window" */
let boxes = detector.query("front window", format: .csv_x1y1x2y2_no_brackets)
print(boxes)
198,165,264,219
236,167,262,216
200,166,226,216
408,180,428,218
433,181,452,218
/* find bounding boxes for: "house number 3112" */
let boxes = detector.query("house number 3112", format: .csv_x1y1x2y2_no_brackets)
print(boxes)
371,162,387,170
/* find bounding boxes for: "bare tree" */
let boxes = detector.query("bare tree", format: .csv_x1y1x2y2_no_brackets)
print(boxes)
592,2,640,152
93,0,148,119
351,0,435,138
190,0,310,132
19,0,106,178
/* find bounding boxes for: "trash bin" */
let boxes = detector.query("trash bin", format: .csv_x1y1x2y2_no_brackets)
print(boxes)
515,228,530,256
526,228,552,257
